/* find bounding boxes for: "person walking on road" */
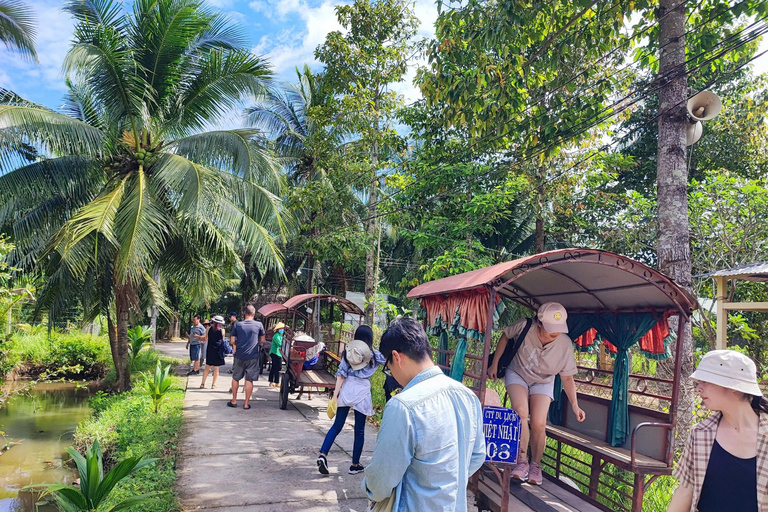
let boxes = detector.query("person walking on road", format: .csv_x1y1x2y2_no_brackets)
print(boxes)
363,318,485,511
228,305,265,410
186,315,207,375
667,350,768,512
317,325,384,476
201,316,226,389
199,318,211,369
268,322,285,387
488,302,586,485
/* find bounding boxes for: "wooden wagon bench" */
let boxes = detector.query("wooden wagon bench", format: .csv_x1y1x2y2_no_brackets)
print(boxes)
406,249,697,512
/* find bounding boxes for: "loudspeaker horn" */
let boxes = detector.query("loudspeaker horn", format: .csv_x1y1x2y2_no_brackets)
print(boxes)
687,91,721,122
686,121,703,146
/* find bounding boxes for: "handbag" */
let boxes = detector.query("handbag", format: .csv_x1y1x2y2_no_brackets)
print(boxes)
367,489,396,512
487,318,533,379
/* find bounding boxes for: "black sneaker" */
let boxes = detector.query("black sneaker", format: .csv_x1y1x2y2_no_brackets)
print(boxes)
348,464,364,475
186,370,196,376
317,455,329,475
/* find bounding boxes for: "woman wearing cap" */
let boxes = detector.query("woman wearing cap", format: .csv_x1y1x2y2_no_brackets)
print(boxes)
668,350,768,512
488,302,586,486
200,316,226,389
268,323,285,387
317,325,385,476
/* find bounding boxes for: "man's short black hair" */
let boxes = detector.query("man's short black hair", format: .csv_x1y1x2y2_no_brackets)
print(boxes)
379,318,432,363
193,314,202,320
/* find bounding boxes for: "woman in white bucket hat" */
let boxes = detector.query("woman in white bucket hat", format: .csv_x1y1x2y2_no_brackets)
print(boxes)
668,349,768,512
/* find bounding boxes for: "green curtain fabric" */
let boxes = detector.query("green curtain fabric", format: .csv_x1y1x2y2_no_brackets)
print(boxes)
548,315,596,425
449,336,467,382
438,330,449,374
590,313,658,446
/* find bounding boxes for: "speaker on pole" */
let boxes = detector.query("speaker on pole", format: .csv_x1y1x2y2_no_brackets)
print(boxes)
687,91,721,122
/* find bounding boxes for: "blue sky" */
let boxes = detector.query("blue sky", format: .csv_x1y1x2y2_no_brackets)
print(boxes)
0,0,439,112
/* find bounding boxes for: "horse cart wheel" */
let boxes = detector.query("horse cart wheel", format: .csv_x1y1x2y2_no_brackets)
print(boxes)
279,372,290,410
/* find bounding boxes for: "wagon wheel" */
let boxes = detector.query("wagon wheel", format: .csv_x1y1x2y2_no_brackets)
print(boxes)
279,372,289,410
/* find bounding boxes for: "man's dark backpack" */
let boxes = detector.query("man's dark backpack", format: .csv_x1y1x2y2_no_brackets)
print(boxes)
487,318,533,379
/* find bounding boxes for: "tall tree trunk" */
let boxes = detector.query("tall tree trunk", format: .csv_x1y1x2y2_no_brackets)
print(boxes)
656,0,695,447
307,252,315,294
149,269,160,345
535,169,546,252
364,133,379,326
107,309,120,382
114,285,133,391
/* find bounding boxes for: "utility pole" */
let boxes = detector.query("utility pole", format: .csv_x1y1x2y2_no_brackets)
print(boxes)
656,0,695,444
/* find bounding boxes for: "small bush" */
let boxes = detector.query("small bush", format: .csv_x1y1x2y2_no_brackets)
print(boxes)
5,329,111,380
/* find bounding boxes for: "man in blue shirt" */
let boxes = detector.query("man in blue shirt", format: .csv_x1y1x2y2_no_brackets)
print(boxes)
228,305,265,410
363,319,486,512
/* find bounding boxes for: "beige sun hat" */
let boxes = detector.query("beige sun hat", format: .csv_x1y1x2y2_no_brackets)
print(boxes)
346,339,372,371
212,315,225,324
690,349,763,397
273,322,286,330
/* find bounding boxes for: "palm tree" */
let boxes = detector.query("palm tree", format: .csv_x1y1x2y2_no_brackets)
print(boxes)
0,0,37,61
245,67,364,294
0,0,285,391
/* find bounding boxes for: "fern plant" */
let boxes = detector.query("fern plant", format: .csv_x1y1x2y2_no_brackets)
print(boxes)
145,362,173,414
127,325,153,368
31,439,159,512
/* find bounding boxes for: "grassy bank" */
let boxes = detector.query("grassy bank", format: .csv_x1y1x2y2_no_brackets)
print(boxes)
75,351,184,512
1,327,111,381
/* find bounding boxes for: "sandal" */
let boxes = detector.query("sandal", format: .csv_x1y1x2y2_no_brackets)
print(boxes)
211,385,216,389
227,401,237,408
243,404,251,410
199,384,205,388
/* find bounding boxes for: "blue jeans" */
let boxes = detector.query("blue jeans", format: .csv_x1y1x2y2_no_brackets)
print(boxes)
320,406,366,465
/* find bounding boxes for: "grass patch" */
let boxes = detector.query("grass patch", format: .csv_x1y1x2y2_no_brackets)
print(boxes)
75,349,184,512
2,328,111,381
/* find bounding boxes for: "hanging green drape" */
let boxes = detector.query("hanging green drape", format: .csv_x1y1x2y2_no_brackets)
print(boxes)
437,330,448,372
590,312,658,446
449,336,467,382
548,315,596,425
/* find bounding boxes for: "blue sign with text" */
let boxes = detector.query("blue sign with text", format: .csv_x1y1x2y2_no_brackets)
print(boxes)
483,406,521,464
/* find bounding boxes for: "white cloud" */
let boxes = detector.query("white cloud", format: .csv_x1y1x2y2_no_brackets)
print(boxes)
250,0,344,79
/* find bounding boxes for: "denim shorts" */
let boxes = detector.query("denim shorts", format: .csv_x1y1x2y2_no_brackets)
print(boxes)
504,370,555,400
189,344,201,362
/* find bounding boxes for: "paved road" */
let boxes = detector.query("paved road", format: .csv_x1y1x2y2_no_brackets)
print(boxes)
156,340,533,512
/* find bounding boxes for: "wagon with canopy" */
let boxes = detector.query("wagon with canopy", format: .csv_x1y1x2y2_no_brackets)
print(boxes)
258,294,365,409
406,249,697,512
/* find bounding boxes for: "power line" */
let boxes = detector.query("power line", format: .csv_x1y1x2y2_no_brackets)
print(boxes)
362,16,768,220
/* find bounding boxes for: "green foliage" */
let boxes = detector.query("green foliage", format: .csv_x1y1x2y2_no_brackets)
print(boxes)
145,362,173,414
76,352,184,512
4,329,111,380
0,0,37,62
127,326,153,368
0,0,285,391
32,439,160,512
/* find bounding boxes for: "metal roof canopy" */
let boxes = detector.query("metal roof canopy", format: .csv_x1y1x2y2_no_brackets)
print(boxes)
257,303,287,318
408,248,697,316
282,294,364,316
696,261,768,349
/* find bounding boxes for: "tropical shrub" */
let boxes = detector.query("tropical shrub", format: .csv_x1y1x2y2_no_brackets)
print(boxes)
127,326,153,368
32,439,160,512
145,362,173,414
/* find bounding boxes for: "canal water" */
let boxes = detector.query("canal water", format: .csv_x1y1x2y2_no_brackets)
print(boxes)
0,382,92,512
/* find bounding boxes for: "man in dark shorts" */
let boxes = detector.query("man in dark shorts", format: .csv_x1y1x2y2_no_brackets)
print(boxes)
228,305,265,410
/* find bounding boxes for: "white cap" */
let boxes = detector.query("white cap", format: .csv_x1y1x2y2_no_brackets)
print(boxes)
346,339,373,371
537,302,568,334
690,349,763,396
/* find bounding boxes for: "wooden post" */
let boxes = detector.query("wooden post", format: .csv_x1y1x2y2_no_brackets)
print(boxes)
480,288,497,405
715,276,727,349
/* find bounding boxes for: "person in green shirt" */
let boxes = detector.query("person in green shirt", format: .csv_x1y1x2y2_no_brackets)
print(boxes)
268,322,285,387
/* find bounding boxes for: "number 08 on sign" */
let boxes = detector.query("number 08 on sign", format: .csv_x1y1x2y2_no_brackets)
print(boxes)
483,406,521,464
